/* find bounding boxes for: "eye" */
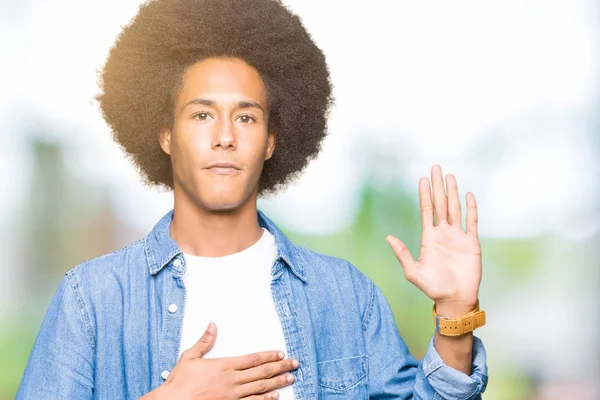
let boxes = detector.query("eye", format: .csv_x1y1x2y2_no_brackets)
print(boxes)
237,114,257,124
192,112,212,121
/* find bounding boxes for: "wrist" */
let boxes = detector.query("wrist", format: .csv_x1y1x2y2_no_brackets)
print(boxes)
434,300,478,318
433,299,486,337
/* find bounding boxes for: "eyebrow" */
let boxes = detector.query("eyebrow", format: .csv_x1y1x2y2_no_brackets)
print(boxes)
181,98,266,113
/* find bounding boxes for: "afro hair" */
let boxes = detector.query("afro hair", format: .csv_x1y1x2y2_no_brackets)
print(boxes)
96,0,334,195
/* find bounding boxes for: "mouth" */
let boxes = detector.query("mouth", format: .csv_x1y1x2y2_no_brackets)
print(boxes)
205,162,241,175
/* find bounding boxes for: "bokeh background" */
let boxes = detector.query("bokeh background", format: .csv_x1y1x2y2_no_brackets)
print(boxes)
1,0,599,398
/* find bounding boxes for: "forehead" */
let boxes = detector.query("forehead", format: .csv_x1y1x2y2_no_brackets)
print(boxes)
177,57,268,107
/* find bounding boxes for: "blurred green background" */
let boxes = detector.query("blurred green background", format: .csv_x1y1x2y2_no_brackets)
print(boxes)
1,136,598,398
1,0,599,399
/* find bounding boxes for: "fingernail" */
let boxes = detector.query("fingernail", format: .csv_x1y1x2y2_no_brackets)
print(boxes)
292,359,299,368
271,393,279,399
287,373,295,383
278,351,285,359
206,322,215,333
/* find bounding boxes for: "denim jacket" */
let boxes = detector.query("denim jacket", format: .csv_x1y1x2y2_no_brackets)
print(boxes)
17,209,488,399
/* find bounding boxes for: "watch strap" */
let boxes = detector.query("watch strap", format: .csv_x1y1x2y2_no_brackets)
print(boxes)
432,301,486,337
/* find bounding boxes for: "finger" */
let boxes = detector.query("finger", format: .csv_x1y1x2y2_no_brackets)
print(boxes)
446,174,462,229
238,373,295,398
241,391,281,400
229,350,285,371
237,358,299,384
465,192,479,239
185,322,217,359
419,177,434,229
386,235,418,283
431,164,448,225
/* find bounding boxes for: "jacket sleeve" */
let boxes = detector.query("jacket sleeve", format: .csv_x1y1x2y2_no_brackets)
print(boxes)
365,280,488,399
16,273,95,400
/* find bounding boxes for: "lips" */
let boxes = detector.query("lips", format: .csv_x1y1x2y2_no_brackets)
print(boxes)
205,161,241,175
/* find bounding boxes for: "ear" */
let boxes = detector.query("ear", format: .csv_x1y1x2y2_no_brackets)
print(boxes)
159,127,172,156
265,131,276,161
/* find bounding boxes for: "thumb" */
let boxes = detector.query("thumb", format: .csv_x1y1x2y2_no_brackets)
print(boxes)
386,235,418,283
188,322,217,358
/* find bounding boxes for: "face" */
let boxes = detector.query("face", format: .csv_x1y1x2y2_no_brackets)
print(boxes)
159,57,276,212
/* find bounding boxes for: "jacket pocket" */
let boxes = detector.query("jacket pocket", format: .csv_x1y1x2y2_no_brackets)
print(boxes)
316,355,368,398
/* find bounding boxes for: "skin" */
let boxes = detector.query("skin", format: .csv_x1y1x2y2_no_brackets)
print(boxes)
143,323,298,400
149,57,292,399
159,57,276,259
386,164,482,374
146,56,482,396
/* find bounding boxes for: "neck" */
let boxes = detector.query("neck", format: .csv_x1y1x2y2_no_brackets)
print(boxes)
170,186,263,258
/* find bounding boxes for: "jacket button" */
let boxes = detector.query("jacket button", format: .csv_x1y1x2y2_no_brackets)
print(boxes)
168,304,177,313
161,370,170,380
173,259,182,267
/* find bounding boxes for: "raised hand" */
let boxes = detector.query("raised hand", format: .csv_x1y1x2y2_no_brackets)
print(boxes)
142,323,298,400
386,164,482,317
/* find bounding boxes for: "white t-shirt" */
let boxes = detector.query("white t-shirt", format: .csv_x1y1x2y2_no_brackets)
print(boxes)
178,228,295,399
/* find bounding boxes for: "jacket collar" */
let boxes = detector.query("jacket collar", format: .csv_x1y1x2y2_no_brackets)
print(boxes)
145,209,307,282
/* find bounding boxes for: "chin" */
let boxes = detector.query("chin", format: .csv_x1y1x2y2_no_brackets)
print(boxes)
197,193,248,213
180,178,255,213
202,202,242,213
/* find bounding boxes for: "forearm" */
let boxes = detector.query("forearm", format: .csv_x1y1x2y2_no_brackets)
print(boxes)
433,331,473,374
365,282,488,398
432,301,476,375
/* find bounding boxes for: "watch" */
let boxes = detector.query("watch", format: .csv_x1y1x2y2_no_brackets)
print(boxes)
432,300,486,337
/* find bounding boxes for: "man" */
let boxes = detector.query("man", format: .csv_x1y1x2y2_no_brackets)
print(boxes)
17,0,488,398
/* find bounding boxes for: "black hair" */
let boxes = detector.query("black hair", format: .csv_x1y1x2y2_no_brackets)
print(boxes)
96,0,334,194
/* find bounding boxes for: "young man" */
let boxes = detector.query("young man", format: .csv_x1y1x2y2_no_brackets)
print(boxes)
17,0,488,398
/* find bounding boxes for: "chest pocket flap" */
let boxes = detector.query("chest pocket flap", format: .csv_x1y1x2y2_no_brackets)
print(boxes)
316,355,368,393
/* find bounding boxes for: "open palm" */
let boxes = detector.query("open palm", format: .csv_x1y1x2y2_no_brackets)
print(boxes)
386,165,482,314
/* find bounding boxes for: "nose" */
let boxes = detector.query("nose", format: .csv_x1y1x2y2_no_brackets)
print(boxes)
212,117,236,150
